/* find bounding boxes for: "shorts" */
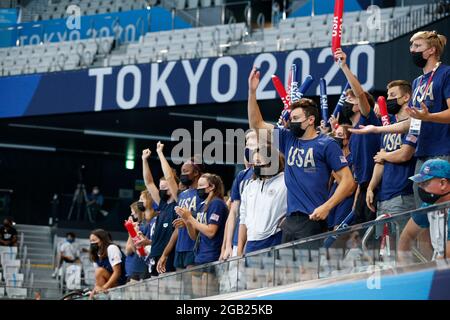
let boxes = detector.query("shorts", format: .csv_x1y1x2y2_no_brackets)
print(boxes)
128,269,150,281
354,182,376,224
149,253,175,276
376,194,416,238
174,251,195,269
281,213,327,249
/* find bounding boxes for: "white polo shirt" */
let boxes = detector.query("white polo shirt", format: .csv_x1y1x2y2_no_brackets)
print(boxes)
240,172,287,241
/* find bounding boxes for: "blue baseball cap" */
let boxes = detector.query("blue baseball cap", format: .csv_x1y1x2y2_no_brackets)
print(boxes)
409,159,450,183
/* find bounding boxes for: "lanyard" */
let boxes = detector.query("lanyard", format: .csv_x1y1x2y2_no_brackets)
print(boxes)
413,61,441,106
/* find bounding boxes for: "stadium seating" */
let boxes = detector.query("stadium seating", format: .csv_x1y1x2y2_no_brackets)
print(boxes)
0,37,114,76
20,0,224,22
0,237,30,299
0,2,441,77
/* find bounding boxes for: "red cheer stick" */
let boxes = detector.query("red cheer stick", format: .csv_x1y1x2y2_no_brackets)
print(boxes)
124,220,146,257
272,75,290,110
332,0,344,55
377,96,391,126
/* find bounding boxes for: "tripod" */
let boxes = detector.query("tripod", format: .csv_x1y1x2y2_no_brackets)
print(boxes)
67,183,94,223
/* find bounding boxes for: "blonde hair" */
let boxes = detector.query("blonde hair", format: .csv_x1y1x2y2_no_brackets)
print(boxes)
140,190,153,211
130,201,143,222
387,80,412,96
410,31,447,57
200,173,225,212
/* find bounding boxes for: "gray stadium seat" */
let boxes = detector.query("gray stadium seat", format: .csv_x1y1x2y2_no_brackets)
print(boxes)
200,0,212,7
187,0,198,9
175,0,186,10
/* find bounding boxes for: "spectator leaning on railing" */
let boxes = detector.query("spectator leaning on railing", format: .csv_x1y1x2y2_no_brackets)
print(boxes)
176,173,228,297
89,229,127,298
399,159,450,260
125,202,151,281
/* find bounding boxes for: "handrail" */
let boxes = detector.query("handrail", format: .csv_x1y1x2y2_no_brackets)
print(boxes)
87,201,450,298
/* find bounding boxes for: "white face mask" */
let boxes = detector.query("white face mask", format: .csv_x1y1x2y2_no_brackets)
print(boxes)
93,189,99,195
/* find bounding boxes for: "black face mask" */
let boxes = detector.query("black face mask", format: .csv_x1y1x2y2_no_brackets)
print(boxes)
386,98,403,115
412,51,428,68
197,188,209,200
137,201,146,212
289,120,307,138
341,101,355,120
180,174,193,187
334,137,345,149
418,187,450,205
159,189,170,202
90,243,99,253
131,215,138,222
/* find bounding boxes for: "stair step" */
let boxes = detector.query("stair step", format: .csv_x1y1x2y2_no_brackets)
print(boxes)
25,253,54,258
16,224,51,231
22,243,53,249
18,247,54,254
21,234,51,239
28,259,54,264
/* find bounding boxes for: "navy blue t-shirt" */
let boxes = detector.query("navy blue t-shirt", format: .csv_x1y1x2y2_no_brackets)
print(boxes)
410,64,450,158
194,198,228,264
150,200,177,258
230,167,254,246
125,221,153,276
349,110,381,184
275,128,349,216
175,188,202,252
97,245,127,285
327,154,355,228
378,119,417,202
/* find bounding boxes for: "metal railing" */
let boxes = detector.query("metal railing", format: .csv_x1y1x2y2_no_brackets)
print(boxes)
75,201,449,300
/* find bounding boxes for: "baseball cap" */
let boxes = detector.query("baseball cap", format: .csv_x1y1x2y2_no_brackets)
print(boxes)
409,159,450,183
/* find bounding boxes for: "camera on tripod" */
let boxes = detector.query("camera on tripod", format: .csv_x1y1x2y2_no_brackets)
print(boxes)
67,164,93,223
77,165,86,183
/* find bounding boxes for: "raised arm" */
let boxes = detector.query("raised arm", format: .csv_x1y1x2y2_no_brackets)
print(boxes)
156,141,179,202
334,48,371,117
248,66,276,131
142,149,161,205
